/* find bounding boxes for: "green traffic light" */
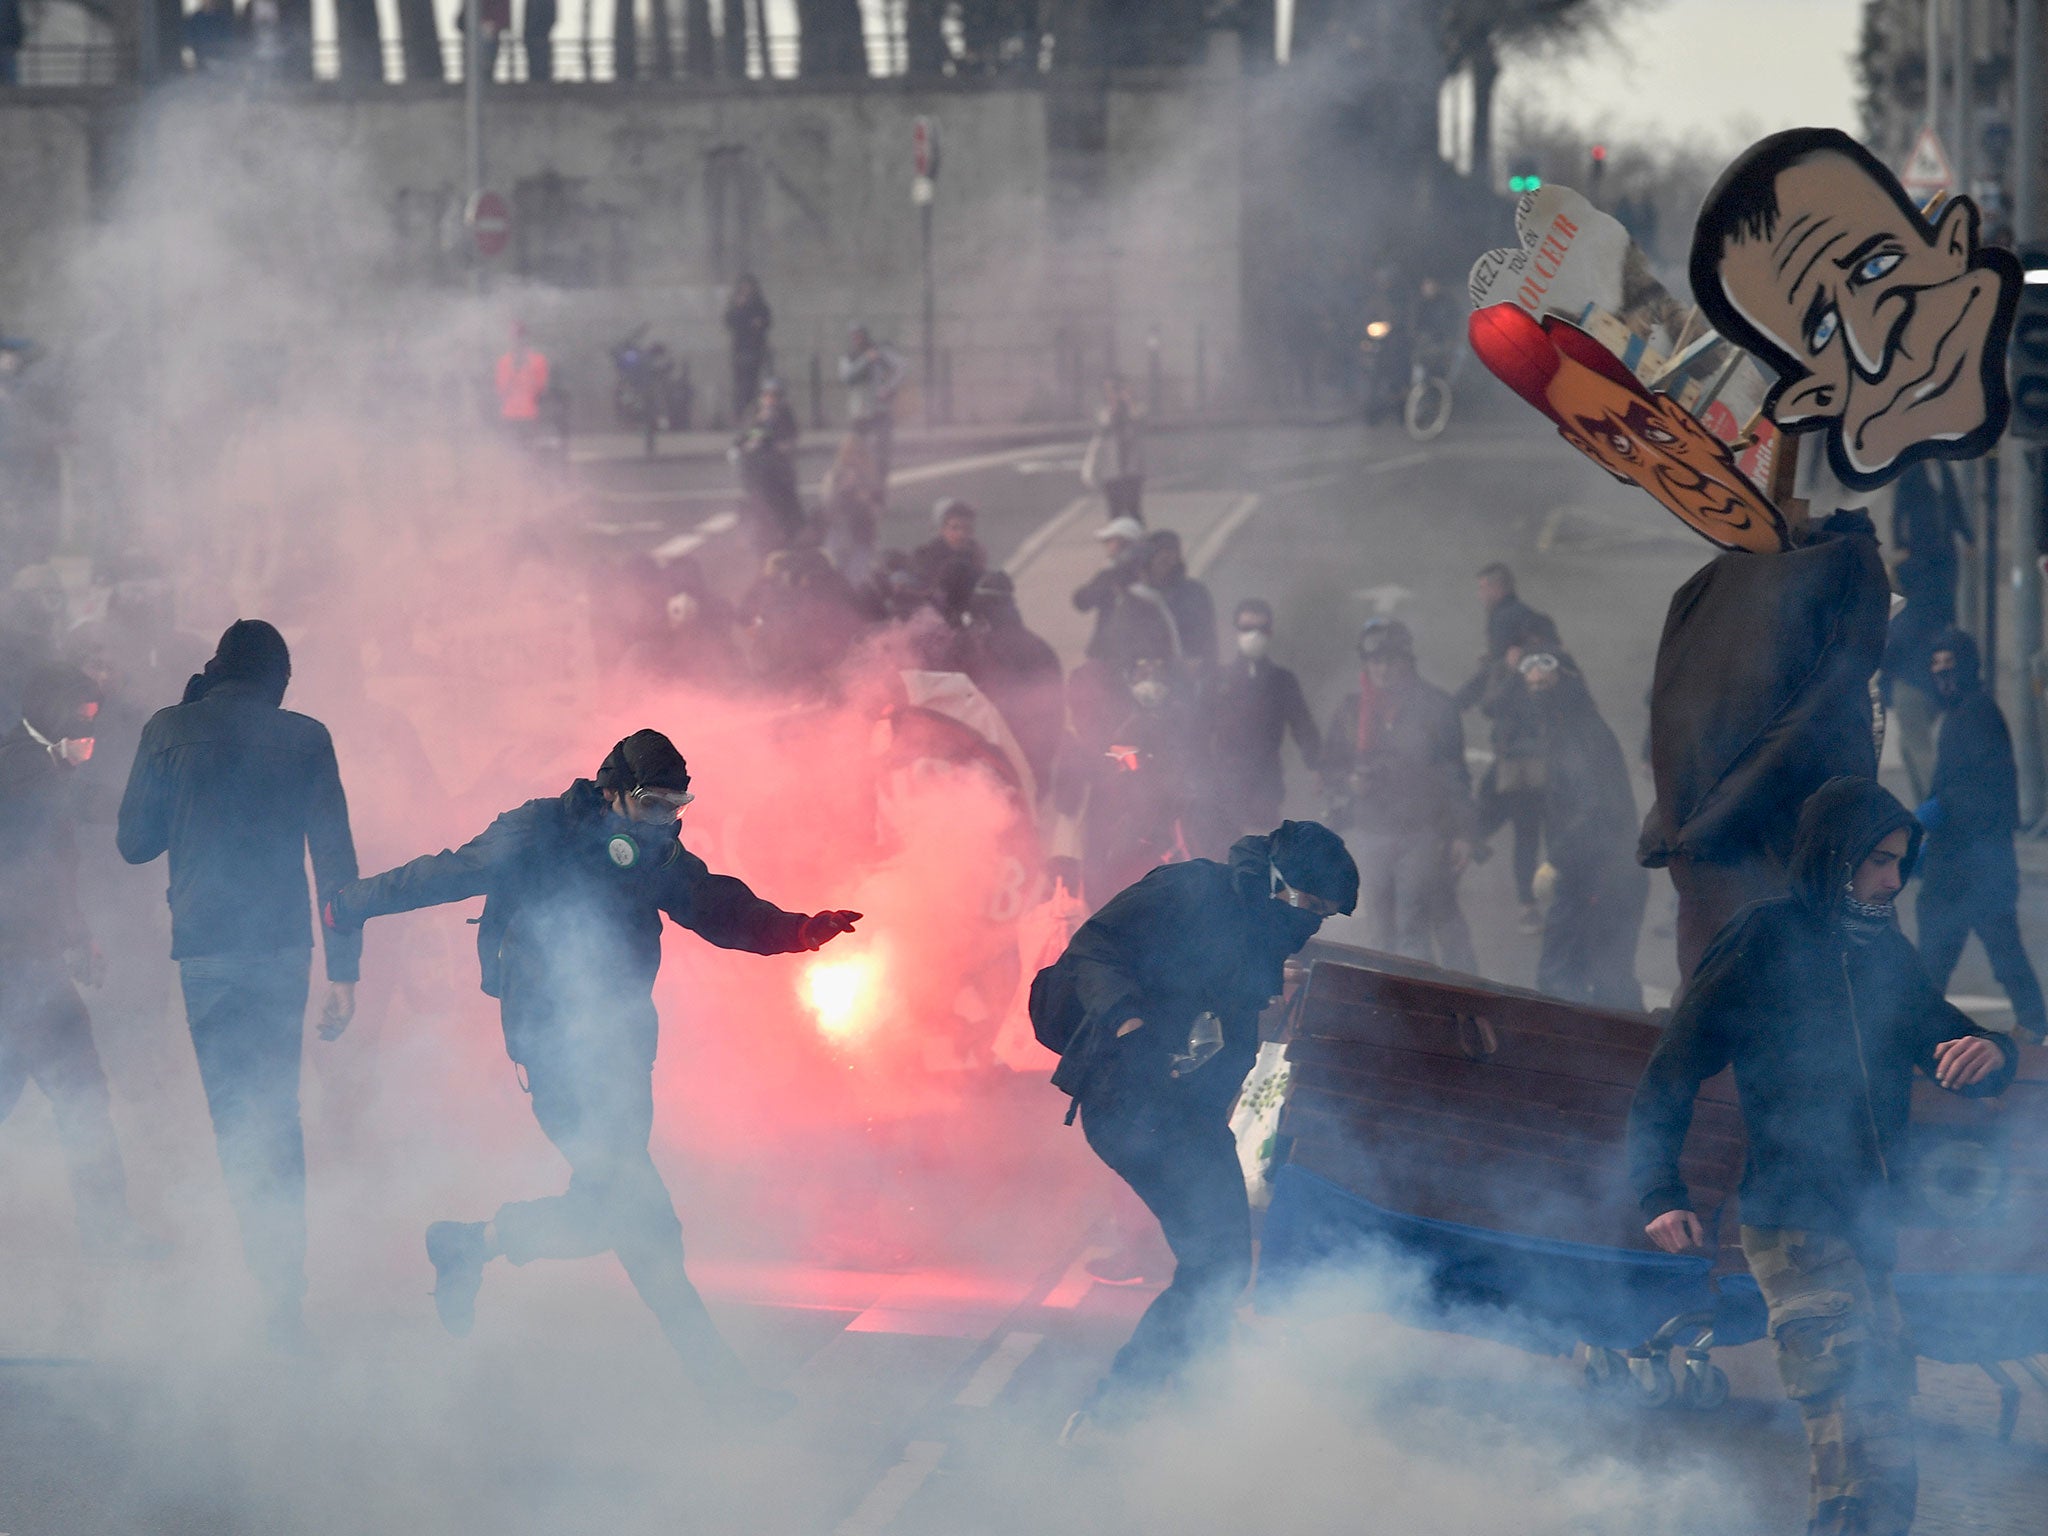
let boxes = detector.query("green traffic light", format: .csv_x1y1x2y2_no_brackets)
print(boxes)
1508,175,1543,193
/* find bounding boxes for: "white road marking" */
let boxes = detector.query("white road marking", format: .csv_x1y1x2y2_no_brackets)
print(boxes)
953,1331,1044,1408
651,533,704,563
696,509,740,534
834,1441,947,1536
1186,494,1261,578
1039,1248,1105,1310
890,441,1088,489
1003,494,1098,578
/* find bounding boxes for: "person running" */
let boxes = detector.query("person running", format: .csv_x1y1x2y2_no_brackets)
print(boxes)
327,729,859,1420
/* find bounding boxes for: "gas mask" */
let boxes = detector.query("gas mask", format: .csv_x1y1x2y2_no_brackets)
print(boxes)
1236,629,1271,660
1268,862,1340,947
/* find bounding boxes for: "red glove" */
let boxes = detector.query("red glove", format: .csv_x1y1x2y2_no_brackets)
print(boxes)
802,910,862,950
323,900,339,931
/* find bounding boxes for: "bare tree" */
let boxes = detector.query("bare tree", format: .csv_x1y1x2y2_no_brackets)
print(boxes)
1439,0,1640,180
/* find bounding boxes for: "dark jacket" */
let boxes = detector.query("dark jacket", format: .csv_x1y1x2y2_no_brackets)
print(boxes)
1320,669,1473,840
1627,777,2017,1265
724,292,773,363
0,727,88,957
1453,593,1555,711
1534,668,1637,879
330,780,810,1068
965,611,1064,791
1073,563,1178,672
1206,656,1320,814
1043,833,1318,1116
1158,574,1217,670
1921,631,2020,899
116,680,361,981
1639,510,1889,871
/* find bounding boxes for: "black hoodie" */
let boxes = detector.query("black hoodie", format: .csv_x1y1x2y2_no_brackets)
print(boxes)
1044,831,1337,1116
330,780,811,1068
1628,776,2017,1265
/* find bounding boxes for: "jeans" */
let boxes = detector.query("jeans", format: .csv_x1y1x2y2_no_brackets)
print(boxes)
1916,880,2048,1041
179,951,311,1312
1081,1090,1251,1394
0,957,133,1245
493,1032,748,1393
1479,779,1545,906
1355,830,1443,963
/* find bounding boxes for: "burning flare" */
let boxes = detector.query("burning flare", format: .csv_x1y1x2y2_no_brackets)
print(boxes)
801,951,882,1043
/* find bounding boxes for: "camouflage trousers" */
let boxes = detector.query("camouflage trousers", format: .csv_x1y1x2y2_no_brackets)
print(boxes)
1742,1227,1918,1536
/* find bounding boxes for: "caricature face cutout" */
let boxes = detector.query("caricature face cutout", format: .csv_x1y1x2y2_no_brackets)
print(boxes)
1468,303,1790,553
1691,128,2020,492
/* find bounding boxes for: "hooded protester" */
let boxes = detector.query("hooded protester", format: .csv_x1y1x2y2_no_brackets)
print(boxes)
1320,618,1476,969
1468,606,1563,932
1628,776,2017,1536
1033,820,1358,1439
731,379,804,556
1202,598,1321,845
1138,529,1217,672
1639,509,1891,979
1521,653,1647,1010
117,620,358,1350
1915,629,2046,1044
327,729,859,1420
0,666,158,1259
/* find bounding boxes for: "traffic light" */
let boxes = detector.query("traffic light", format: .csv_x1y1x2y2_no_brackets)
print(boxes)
1508,162,1543,195
1589,143,1607,193
2009,245,2048,441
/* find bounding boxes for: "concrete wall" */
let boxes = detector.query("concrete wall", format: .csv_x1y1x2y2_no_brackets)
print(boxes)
0,67,1245,425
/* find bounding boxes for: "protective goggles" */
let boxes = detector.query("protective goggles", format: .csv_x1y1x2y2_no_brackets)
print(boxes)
628,786,695,818
1516,652,1560,680
1270,865,1345,917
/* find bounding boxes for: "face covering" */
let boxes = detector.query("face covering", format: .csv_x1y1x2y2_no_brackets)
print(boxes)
1131,679,1169,708
1268,902,1325,950
604,808,682,869
1236,629,1271,660
1841,884,1897,945
666,593,699,628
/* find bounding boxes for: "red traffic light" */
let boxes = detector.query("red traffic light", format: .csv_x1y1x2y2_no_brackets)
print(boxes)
1590,144,1607,162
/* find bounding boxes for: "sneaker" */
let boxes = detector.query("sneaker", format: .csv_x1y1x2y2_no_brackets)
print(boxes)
425,1220,489,1337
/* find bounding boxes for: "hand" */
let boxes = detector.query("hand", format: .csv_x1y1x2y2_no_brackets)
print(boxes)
1645,1210,1706,1254
1449,839,1472,875
67,941,106,988
1933,1035,2003,1089
318,982,357,1042
1116,1017,1145,1038
802,910,862,950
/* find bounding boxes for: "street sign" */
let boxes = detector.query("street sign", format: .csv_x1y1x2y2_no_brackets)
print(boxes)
911,176,935,206
466,189,511,259
912,116,940,182
1901,125,1955,204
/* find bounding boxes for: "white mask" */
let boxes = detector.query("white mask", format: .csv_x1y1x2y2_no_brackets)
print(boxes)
1131,679,1169,708
1236,629,1271,660
666,592,699,628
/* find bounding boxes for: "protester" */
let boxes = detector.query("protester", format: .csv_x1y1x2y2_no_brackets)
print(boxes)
963,570,1063,793
723,275,773,423
1203,599,1321,844
1071,517,1161,671
1640,510,1890,979
1321,618,1475,969
1034,820,1357,1439
1455,564,1556,931
839,324,904,486
731,378,804,556
1914,629,2048,1044
0,665,159,1259
1083,376,1146,524
494,322,550,444
738,545,867,691
906,497,987,596
619,555,741,689
1139,528,1216,673
1630,776,2017,1536
116,620,359,1352
1520,652,1646,1010
1055,656,1201,909
328,730,858,1420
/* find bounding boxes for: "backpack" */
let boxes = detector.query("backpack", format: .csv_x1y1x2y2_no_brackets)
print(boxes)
1028,953,1085,1056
